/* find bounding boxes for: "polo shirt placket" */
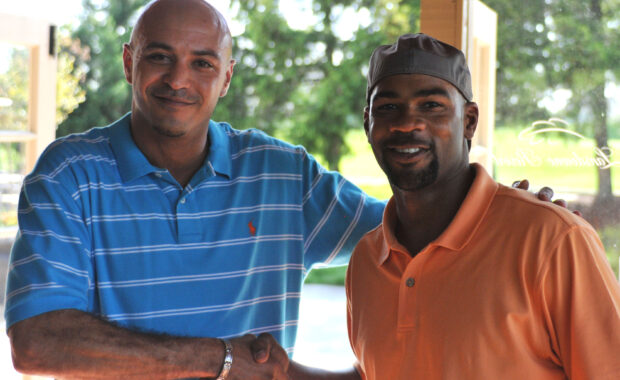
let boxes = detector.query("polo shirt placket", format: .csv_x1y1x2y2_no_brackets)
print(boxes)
393,247,434,332
175,164,217,243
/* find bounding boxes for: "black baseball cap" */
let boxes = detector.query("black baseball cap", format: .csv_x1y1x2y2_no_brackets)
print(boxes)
366,33,473,103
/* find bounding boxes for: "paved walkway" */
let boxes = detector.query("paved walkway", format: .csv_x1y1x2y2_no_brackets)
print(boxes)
293,284,356,370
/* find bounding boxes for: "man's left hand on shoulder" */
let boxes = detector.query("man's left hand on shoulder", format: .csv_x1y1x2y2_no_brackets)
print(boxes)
512,179,582,217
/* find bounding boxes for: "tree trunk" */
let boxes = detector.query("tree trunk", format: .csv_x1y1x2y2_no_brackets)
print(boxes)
588,0,614,206
590,82,613,203
326,135,342,172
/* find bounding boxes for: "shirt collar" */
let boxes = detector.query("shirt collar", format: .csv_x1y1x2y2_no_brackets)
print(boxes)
206,120,232,178
378,163,498,265
108,114,232,183
108,113,160,183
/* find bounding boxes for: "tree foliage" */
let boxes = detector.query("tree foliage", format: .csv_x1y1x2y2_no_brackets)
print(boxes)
485,0,619,202
57,0,147,136
56,0,616,199
545,0,619,203
56,29,88,126
0,46,29,173
218,0,419,170
0,47,29,132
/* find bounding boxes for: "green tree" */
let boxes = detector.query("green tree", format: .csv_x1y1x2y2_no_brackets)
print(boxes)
0,47,29,174
285,0,419,170
221,0,419,170
544,0,619,206
56,29,88,126
483,0,552,126
57,0,148,137
214,1,312,135
0,47,29,132
485,0,619,205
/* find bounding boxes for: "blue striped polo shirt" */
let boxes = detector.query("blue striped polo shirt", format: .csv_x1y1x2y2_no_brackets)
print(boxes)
4,113,385,354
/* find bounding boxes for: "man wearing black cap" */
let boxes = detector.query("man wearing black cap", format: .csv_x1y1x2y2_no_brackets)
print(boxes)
345,33,620,380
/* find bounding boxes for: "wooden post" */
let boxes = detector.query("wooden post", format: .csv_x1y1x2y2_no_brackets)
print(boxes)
420,0,467,49
420,0,497,174
0,12,57,174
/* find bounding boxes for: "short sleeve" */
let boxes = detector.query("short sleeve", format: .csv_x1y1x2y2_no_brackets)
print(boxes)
4,164,93,328
538,225,620,380
299,151,384,270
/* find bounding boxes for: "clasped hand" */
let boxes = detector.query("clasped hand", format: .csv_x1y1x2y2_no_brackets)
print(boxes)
225,333,290,380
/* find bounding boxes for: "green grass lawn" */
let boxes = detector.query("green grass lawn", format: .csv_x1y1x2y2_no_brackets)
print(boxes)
492,128,620,193
305,128,620,285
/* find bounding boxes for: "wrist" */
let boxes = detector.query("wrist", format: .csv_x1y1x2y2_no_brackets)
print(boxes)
215,339,233,380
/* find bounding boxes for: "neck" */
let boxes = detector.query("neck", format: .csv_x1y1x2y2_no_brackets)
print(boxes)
392,165,475,256
130,113,209,188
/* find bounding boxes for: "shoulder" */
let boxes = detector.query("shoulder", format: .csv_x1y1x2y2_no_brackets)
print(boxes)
213,121,309,159
490,183,596,237
25,127,115,190
36,128,112,169
350,224,385,265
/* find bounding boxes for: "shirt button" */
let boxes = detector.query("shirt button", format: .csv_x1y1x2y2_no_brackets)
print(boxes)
155,172,162,178
406,278,415,287
180,198,186,204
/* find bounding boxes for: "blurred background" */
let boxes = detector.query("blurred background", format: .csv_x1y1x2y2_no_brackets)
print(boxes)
0,0,618,377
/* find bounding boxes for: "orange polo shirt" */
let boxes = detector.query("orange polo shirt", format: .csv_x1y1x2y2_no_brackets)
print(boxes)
346,164,620,380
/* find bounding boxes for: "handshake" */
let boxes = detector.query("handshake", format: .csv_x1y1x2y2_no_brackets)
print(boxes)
212,333,294,380
210,333,355,380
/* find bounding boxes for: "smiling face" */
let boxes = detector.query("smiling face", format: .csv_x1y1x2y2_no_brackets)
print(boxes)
364,73,478,192
123,0,234,140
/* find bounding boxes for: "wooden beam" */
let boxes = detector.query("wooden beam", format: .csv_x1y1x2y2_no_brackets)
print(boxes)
420,0,465,49
420,0,497,174
0,13,57,174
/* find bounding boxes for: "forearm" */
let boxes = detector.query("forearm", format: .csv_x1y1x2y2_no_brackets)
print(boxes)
8,309,223,379
287,361,362,380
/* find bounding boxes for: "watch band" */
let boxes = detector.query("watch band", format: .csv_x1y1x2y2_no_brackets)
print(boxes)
215,339,233,380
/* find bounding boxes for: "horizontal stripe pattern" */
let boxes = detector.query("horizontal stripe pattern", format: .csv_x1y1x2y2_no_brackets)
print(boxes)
92,234,304,256
5,114,385,354
94,264,305,289
106,292,302,321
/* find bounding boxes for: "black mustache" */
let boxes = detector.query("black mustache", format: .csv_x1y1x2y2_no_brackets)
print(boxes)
384,133,433,149
150,87,198,102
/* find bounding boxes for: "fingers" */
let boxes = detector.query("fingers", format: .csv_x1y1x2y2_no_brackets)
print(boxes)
536,186,554,202
513,179,553,202
553,199,568,208
251,333,272,364
512,180,582,215
512,179,529,190
254,333,289,371
228,334,289,380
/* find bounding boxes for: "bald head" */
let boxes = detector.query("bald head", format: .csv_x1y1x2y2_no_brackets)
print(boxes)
130,0,232,58
122,0,236,144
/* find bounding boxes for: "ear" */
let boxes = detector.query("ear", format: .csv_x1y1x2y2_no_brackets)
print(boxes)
363,106,370,140
122,44,133,84
463,102,479,140
219,59,236,97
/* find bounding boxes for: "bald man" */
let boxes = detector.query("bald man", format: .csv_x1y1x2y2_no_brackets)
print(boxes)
4,0,384,378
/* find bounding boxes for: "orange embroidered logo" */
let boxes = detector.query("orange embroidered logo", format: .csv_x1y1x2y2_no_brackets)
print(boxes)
248,221,257,236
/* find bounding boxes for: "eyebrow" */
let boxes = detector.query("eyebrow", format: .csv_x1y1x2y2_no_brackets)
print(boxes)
372,87,451,101
144,42,221,59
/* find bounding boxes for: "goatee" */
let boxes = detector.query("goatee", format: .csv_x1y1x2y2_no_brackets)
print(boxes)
386,155,439,191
